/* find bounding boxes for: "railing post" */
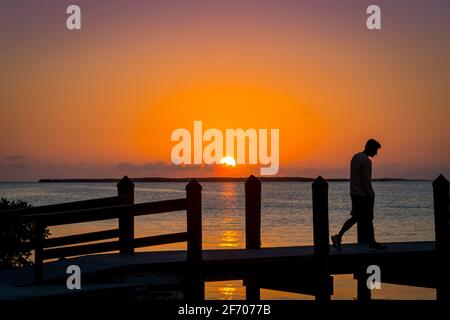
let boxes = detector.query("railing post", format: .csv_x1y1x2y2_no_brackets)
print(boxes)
186,179,204,300
312,176,331,301
117,176,135,254
433,174,450,302
33,223,45,284
245,175,261,300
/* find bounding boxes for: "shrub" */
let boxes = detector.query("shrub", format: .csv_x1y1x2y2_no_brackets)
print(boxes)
0,198,49,270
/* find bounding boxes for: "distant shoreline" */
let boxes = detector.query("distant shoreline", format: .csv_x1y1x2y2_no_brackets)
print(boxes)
36,177,430,183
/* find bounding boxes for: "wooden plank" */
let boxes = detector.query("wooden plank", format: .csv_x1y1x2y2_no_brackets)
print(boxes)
43,229,120,248
41,241,435,265
0,241,437,289
134,232,188,248
20,198,187,226
44,232,189,259
44,240,120,259
0,196,125,218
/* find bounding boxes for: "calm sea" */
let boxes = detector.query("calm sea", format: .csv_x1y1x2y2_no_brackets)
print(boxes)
0,181,436,300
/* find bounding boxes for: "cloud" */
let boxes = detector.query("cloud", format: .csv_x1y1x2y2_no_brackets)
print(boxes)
0,163,29,169
116,161,216,174
379,162,400,168
4,154,25,161
117,161,174,170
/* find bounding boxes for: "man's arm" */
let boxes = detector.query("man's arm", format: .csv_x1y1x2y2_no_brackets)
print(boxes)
361,159,375,197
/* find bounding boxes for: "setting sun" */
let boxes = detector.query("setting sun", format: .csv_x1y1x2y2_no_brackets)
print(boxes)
220,156,236,167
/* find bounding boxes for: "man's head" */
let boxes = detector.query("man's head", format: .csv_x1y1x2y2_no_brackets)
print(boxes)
364,139,381,157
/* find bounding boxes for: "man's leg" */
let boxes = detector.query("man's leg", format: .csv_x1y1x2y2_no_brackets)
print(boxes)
366,195,386,249
338,195,364,241
332,215,358,250
337,216,358,240
367,194,376,244
357,195,373,243
367,218,376,244
332,195,362,250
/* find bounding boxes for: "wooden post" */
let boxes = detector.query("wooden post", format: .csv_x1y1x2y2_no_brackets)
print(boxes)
312,176,331,301
33,223,45,284
186,179,204,300
356,195,372,301
245,175,261,249
433,174,450,301
245,175,261,300
117,176,135,254
356,272,371,301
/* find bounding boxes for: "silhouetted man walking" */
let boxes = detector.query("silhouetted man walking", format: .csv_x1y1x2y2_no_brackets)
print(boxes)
331,139,387,251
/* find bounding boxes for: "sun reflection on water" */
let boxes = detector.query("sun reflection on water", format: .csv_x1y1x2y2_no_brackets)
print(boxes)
206,281,245,300
219,229,241,247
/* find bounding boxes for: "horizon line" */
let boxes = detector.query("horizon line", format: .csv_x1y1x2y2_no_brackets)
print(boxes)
0,176,432,183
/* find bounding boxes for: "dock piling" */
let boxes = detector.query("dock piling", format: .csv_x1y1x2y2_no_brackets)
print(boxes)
355,192,372,301
245,175,262,249
433,174,450,301
312,176,332,301
117,176,135,254
186,179,204,300
245,175,262,300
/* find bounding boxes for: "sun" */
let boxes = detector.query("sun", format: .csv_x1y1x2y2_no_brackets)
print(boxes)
220,156,236,167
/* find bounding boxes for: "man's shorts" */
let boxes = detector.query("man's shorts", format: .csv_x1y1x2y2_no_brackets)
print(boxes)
350,194,374,221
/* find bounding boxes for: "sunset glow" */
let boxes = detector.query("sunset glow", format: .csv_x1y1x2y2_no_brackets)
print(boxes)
1,1,450,180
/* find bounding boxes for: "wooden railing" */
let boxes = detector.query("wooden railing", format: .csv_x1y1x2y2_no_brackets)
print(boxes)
1,176,203,299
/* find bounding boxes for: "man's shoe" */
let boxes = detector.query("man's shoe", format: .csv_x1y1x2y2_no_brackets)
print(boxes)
368,242,387,251
331,235,342,251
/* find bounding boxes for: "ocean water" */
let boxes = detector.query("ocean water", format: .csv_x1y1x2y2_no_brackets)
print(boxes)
0,181,436,300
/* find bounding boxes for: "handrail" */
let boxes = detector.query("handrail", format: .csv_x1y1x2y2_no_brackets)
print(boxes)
19,198,187,226
0,195,128,217
44,229,120,248
43,232,189,260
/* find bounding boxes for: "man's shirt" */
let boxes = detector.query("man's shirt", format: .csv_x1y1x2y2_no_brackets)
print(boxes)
350,152,374,196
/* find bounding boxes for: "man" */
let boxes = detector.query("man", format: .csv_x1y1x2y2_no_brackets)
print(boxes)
331,139,387,251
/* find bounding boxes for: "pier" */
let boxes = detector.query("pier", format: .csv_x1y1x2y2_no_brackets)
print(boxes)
0,175,448,301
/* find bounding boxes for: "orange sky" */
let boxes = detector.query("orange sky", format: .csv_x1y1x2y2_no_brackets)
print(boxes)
1,1,449,180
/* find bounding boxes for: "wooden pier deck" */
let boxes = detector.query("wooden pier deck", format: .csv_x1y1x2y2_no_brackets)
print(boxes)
0,241,437,300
